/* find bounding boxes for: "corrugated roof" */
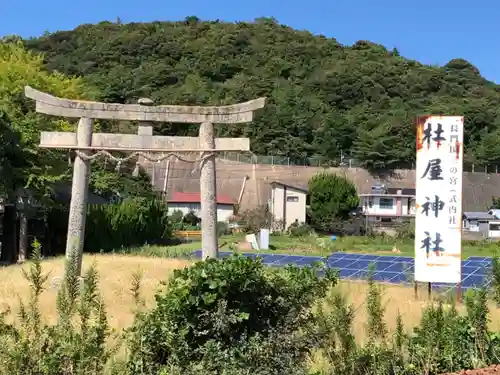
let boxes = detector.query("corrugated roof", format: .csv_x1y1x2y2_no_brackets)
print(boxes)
386,187,416,196
168,191,235,205
463,212,494,220
270,181,308,192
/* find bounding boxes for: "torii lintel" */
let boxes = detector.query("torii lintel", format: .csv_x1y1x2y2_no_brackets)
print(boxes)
24,86,266,124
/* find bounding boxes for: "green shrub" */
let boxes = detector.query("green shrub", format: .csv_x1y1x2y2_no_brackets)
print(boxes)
308,172,359,230
395,219,415,239
183,210,200,226
85,197,171,252
406,289,500,374
216,221,230,236
288,222,313,237
126,255,337,374
491,255,500,306
170,209,185,230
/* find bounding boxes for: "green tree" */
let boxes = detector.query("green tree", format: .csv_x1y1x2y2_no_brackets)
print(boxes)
0,41,88,201
489,196,500,210
308,172,359,228
0,110,24,199
89,163,155,201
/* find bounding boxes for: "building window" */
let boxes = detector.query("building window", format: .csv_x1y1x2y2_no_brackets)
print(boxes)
490,223,500,231
287,196,299,202
379,198,394,209
368,200,373,208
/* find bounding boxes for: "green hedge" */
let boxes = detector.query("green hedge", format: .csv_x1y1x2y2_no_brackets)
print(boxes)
84,197,171,252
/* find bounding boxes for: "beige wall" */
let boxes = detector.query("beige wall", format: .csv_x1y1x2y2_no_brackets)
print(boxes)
271,185,307,230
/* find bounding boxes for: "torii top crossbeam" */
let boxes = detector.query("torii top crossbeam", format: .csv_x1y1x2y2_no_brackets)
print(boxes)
24,86,266,124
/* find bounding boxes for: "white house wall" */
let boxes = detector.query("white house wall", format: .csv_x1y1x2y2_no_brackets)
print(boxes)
360,196,415,216
167,203,234,222
271,185,307,229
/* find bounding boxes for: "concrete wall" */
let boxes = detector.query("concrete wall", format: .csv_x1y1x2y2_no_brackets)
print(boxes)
270,185,307,229
143,157,500,214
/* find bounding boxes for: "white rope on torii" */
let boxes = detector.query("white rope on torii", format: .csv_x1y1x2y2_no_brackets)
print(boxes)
75,150,215,164
24,86,266,276
75,149,215,175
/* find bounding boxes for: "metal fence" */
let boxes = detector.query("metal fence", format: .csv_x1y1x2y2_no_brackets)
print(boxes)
219,152,500,173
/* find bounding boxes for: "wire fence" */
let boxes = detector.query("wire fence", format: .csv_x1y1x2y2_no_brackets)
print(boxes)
219,152,500,174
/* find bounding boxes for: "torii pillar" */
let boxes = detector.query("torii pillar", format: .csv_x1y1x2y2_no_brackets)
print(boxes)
25,86,266,275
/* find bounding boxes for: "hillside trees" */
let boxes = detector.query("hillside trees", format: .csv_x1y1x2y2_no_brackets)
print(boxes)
23,18,500,169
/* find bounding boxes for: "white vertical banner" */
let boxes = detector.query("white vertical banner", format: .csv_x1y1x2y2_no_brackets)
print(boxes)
414,116,464,283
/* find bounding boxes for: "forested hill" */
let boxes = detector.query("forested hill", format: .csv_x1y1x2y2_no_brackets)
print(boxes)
23,17,500,169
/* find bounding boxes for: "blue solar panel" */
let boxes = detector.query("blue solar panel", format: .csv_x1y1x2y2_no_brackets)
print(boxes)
332,259,357,268
275,255,304,265
338,268,361,278
347,260,375,270
384,263,411,273
463,274,489,288
375,255,412,262
374,261,396,270
336,254,364,260
462,266,480,275
431,282,454,290
261,255,287,264
467,256,492,261
189,250,497,290
296,257,322,266
358,254,380,261
255,254,273,261
466,260,491,266
390,273,409,283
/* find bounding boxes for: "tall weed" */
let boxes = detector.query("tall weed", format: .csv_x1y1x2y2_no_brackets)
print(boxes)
0,240,114,375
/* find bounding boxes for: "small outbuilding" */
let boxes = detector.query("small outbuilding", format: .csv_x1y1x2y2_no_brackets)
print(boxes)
462,212,495,232
269,181,308,231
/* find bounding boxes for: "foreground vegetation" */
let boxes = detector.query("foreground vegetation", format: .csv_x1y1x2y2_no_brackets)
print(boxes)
3,242,500,374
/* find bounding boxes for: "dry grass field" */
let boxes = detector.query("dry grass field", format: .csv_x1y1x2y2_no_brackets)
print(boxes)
0,254,191,330
1,254,500,341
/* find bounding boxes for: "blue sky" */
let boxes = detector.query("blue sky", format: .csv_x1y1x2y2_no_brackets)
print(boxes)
2,0,499,82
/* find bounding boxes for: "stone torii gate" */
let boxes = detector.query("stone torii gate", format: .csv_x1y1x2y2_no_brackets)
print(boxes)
24,86,266,275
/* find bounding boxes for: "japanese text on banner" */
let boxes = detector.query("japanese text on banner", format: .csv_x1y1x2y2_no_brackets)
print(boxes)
414,116,463,284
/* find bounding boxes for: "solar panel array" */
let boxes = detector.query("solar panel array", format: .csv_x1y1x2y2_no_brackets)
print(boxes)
192,250,493,291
